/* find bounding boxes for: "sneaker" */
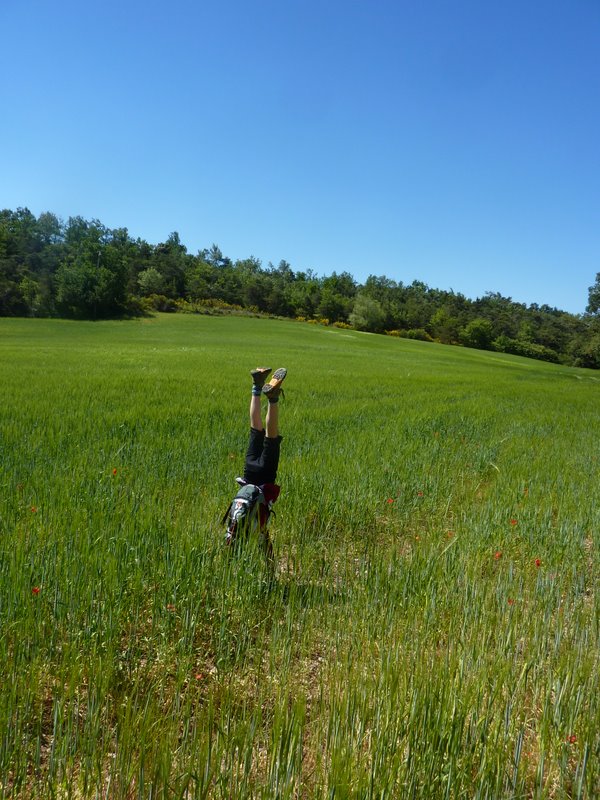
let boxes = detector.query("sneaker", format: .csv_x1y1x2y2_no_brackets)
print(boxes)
250,367,272,389
262,367,287,399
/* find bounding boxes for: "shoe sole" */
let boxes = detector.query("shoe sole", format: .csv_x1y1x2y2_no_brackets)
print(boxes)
263,367,287,395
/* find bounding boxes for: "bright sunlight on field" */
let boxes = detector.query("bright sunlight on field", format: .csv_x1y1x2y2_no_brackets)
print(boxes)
0,314,598,799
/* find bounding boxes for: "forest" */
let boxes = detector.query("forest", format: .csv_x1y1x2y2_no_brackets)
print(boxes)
2,207,600,368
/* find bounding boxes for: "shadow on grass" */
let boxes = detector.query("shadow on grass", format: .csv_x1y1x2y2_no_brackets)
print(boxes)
274,578,347,607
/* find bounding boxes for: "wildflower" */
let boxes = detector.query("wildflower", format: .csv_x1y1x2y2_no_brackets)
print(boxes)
447,531,454,537
195,673,203,681
32,586,40,595
510,518,517,526
494,551,502,560
535,558,541,568
31,506,37,514
166,603,176,612
417,491,424,497
508,598,514,605
386,498,394,504
566,734,577,744
415,535,420,541
112,468,118,476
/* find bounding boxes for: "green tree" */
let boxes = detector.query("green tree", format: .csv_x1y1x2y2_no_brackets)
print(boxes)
185,259,215,301
55,218,128,318
0,208,38,315
19,276,43,316
587,272,600,315
349,293,385,332
460,318,494,350
137,267,165,296
430,307,461,343
201,244,231,269
285,271,320,318
152,232,189,297
316,287,351,322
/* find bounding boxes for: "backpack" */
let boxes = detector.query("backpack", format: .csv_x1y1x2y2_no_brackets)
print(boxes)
222,479,274,547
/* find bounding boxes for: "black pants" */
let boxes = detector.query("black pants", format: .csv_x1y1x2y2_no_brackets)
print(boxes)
243,427,282,485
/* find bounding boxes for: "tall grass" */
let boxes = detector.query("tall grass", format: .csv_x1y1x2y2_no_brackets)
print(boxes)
0,314,598,798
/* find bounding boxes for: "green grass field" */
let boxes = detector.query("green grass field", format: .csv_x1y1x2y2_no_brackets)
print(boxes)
1,314,599,799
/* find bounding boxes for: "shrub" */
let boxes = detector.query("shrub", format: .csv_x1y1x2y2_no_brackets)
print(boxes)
405,328,434,341
493,336,560,363
124,295,147,316
387,328,433,341
460,319,494,349
174,298,244,314
196,298,243,311
570,331,600,369
142,294,178,312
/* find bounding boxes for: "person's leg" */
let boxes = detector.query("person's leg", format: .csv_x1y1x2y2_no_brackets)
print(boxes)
244,368,272,483
245,366,286,484
261,408,282,483
263,367,286,440
250,367,271,431
265,399,278,439
260,368,287,482
250,395,263,431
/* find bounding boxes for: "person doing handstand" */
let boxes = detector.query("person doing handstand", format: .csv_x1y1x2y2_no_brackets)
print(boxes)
223,367,287,562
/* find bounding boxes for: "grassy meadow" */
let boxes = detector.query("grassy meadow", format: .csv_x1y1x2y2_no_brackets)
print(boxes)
0,313,599,799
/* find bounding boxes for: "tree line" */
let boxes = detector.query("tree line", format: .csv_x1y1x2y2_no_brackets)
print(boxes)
2,207,600,368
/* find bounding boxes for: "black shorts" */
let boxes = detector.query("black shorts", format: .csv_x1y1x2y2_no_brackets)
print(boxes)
243,427,282,485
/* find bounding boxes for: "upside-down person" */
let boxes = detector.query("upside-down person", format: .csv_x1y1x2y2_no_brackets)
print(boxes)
223,367,287,567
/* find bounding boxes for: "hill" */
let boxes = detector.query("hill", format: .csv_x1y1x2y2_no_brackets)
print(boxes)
0,314,598,798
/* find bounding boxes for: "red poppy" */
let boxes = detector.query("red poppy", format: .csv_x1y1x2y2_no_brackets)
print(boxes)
112,468,118,476
417,491,424,497
567,734,577,744
535,558,541,568
507,598,514,605
32,586,40,595
386,498,394,504
195,673,203,681
510,518,517,526
31,506,37,514
166,603,176,612
494,551,502,560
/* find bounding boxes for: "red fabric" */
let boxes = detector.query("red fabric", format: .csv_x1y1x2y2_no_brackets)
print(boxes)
261,482,281,505
257,483,280,528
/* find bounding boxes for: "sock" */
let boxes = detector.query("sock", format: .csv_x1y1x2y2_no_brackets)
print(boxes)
252,386,262,396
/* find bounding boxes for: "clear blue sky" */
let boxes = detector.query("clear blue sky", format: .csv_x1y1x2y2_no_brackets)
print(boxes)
1,0,599,313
